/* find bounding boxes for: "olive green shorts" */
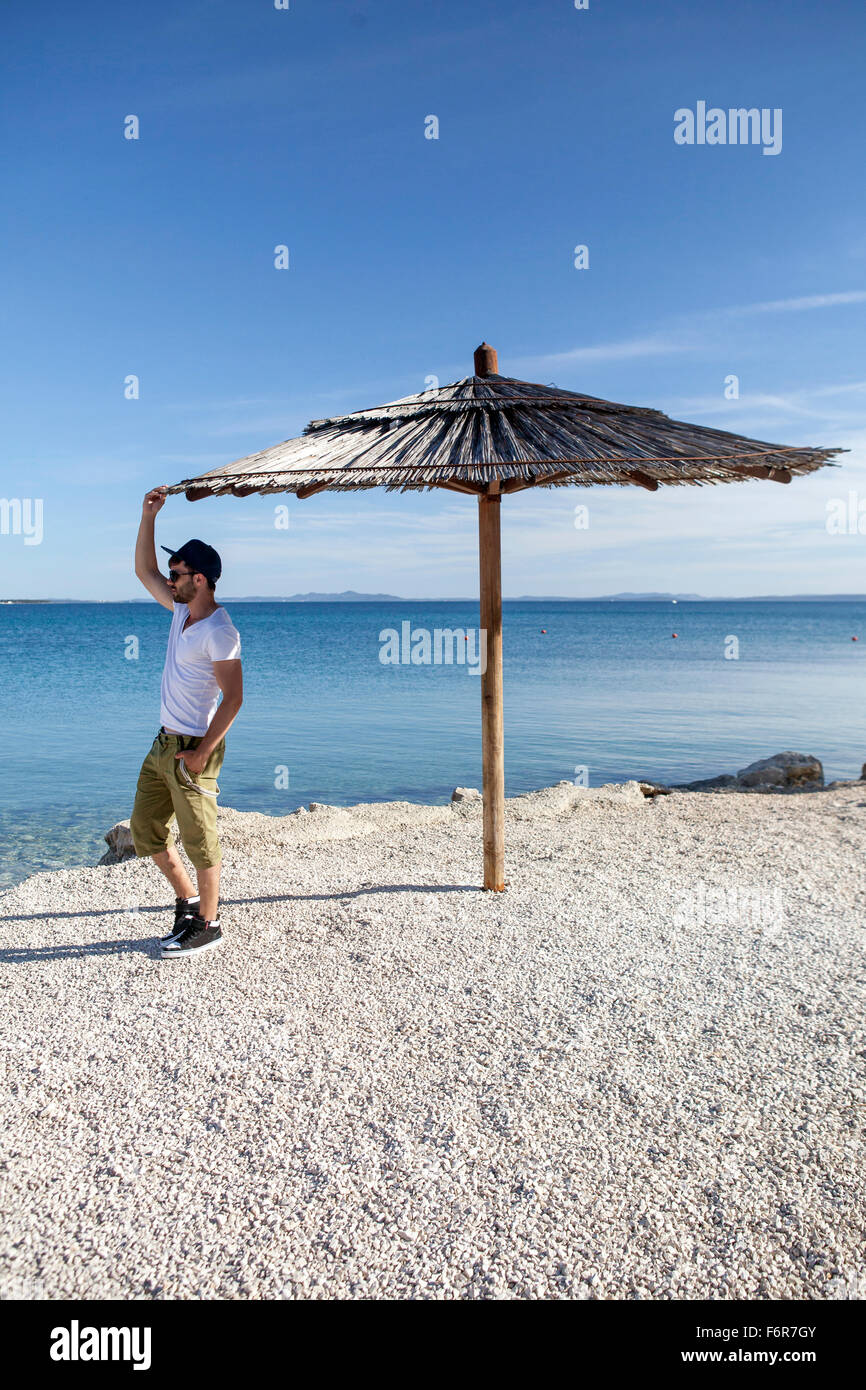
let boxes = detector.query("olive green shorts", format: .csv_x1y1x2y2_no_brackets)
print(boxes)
130,729,225,869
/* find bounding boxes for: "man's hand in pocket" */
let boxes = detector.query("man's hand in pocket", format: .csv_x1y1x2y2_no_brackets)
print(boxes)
177,748,207,776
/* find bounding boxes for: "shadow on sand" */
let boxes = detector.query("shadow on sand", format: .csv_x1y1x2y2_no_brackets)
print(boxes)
0,882,482,963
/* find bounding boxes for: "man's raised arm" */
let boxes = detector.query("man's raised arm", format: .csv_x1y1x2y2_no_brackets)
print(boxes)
135,487,174,610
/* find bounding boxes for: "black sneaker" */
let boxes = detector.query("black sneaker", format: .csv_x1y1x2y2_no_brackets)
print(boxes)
161,915,222,958
159,896,200,946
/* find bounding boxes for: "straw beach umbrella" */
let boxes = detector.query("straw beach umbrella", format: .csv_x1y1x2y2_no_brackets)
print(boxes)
165,343,843,891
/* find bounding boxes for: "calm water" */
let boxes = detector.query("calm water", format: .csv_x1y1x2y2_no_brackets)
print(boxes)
1,600,863,888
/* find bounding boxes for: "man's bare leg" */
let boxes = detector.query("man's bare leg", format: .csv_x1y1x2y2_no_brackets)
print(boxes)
196,864,221,922
151,845,196,901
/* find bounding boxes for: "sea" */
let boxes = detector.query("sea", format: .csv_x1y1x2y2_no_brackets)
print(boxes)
1,599,863,889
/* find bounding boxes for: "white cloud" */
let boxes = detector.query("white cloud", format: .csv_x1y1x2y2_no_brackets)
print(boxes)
514,292,866,384
723,290,866,316
514,332,699,373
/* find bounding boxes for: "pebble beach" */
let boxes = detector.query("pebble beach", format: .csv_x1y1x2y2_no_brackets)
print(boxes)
1,779,864,1301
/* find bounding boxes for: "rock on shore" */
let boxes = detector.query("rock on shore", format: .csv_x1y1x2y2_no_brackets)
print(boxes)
644,750,862,796
736,752,824,788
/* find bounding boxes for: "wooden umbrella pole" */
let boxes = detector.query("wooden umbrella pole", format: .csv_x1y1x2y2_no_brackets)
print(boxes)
473,342,505,891
478,484,505,890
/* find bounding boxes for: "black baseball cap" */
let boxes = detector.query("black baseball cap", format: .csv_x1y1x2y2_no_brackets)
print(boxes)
161,539,222,582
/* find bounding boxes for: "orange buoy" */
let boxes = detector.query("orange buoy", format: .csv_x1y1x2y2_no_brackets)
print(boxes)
672,632,678,638
853,636,859,642
541,628,547,634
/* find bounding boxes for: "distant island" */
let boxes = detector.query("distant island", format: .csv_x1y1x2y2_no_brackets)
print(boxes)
220,590,405,603
514,592,704,602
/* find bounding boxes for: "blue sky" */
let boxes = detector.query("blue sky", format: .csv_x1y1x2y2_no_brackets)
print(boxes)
1,0,864,599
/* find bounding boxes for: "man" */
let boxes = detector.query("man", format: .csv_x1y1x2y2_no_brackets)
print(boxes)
131,486,243,958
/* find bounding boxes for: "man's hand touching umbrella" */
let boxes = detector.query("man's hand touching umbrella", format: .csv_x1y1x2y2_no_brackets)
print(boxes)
142,486,168,517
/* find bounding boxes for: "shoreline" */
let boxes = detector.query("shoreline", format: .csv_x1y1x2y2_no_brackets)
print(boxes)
3,756,865,894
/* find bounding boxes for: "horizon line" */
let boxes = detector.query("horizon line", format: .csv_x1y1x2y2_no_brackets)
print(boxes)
3,593,866,605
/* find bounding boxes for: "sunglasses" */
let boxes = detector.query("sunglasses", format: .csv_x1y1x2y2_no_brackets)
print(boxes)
168,568,197,582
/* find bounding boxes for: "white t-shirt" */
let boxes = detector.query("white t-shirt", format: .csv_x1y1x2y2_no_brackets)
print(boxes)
159,603,242,736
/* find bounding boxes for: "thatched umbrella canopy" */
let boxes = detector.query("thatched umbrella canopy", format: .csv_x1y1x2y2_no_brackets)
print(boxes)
165,343,844,890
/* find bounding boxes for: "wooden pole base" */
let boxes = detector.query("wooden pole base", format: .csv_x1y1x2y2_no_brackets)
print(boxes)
478,489,505,890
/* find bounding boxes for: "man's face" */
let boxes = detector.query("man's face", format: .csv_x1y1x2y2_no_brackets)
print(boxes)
167,561,198,604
